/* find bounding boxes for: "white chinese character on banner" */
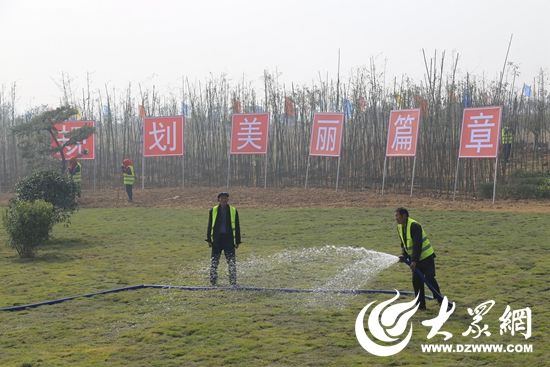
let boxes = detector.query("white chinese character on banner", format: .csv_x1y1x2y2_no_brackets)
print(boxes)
421,297,455,340
149,122,177,152
499,305,532,339
65,126,87,156
465,113,495,153
316,126,337,151
56,125,70,145
391,115,415,151
237,118,262,150
462,300,495,338
316,119,339,152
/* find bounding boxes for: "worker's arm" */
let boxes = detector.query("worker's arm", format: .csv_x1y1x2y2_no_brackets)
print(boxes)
206,209,213,244
410,222,423,263
234,210,241,245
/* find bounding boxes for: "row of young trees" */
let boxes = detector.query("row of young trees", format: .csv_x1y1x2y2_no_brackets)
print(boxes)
1,54,549,197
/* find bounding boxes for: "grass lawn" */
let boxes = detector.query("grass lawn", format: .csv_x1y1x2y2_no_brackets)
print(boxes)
0,207,548,366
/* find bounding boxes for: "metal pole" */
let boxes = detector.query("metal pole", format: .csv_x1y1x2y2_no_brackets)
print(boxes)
93,157,97,192
182,154,185,189
264,154,268,189
304,155,311,189
452,157,460,201
381,156,387,195
492,157,499,204
141,156,145,190
226,152,231,189
335,156,341,192
410,156,417,197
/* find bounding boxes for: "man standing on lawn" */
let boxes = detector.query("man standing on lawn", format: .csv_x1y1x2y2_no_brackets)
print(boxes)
121,159,135,202
206,192,241,287
395,207,449,311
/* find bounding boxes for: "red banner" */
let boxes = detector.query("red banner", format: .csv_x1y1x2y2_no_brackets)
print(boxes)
459,106,502,158
51,121,95,160
385,109,421,157
143,116,185,157
230,113,270,154
309,113,344,157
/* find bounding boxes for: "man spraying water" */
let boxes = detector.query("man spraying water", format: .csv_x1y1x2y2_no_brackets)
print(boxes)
395,207,450,311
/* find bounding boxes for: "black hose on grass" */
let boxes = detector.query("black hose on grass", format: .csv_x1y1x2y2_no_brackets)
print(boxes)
0,285,429,312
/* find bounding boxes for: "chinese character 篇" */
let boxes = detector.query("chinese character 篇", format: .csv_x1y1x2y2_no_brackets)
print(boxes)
391,115,415,151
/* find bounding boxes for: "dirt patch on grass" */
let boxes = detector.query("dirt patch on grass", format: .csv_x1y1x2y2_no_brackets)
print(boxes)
1,186,546,213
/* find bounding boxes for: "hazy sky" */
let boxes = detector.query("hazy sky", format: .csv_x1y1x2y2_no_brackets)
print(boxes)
1,0,548,110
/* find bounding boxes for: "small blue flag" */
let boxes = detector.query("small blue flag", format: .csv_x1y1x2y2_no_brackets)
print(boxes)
343,99,353,119
181,102,190,117
463,91,471,107
523,84,532,97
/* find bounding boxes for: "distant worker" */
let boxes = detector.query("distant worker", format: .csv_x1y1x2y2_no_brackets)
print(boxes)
206,192,241,287
501,126,513,163
395,207,449,311
67,157,82,196
121,159,135,202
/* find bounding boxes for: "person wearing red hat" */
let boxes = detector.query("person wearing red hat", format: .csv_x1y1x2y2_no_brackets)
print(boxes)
121,159,135,202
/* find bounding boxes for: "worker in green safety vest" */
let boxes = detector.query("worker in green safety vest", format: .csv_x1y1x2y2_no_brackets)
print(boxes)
206,192,241,286
67,157,82,197
395,207,448,311
501,126,513,162
121,159,135,202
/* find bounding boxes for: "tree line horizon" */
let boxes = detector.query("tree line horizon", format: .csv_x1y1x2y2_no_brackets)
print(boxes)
0,53,548,197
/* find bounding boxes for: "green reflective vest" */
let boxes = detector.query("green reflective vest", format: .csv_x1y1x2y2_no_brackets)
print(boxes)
501,128,513,144
397,217,434,261
69,162,82,184
123,165,135,185
211,205,236,239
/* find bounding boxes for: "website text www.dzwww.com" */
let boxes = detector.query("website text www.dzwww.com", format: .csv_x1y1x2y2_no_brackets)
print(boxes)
421,343,533,353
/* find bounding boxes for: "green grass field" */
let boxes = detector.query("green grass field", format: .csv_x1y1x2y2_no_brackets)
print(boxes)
0,207,548,366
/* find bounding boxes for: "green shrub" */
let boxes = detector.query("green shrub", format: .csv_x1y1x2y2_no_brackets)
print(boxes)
478,171,550,199
2,199,54,258
15,170,79,224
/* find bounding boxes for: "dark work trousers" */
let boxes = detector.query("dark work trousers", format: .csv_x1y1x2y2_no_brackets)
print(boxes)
125,184,133,202
210,234,236,286
502,143,512,162
413,255,443,308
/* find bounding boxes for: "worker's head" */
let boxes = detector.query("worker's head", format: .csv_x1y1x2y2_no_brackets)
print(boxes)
122,159,132,167
395,207,409,225
217,192,229,206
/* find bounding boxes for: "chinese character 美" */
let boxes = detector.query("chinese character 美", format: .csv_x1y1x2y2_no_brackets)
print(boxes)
499,305,532,339
462,300,495,338
237,118,262,150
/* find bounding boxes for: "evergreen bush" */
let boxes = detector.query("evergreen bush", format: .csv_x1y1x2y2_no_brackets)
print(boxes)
2,199,54,258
